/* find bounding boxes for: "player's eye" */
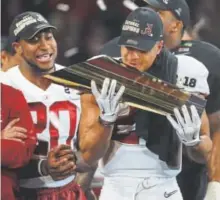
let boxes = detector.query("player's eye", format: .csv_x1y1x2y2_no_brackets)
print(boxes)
45,33,54,40
26,36,40,44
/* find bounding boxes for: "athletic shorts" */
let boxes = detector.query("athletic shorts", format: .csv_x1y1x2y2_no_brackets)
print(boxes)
19,180,86,200
99,176,183,200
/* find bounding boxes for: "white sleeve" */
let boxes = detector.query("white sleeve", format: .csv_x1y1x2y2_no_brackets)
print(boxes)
176,55,210,95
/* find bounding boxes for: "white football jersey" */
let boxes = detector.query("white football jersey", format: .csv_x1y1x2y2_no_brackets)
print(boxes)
4,65,81,188
100,108,182,179
100,55,210,180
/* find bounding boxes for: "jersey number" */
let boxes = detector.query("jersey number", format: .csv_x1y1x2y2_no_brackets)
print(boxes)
183,77,197,87
29,101,77,151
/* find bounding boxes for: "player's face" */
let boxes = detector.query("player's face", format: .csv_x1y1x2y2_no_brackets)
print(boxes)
16,29,57,72
144,3,178,33
149,7,178,35
120,41,163,72
157,10,178,34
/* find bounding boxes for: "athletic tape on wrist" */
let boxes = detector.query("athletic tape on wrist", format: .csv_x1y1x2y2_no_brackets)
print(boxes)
38,159,46,176
99,116,115,126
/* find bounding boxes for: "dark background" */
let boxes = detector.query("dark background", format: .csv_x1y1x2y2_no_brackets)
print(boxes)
2,0,220,66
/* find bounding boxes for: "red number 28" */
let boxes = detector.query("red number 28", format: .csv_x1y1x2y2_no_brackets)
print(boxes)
29,101,78,150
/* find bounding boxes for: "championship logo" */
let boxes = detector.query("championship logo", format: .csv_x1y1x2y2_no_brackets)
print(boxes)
141,23,153,37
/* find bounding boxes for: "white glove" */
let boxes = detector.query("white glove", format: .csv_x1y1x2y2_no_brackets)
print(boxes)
91,78,125,123
166,105,201,146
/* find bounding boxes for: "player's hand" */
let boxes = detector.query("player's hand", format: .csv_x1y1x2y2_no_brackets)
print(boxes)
42,144,77,180
1,118,27,143
166,105,201,146
91,78,125,124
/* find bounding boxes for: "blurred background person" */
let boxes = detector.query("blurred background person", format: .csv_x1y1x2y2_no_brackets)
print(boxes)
1,83,36,200
1,37,22,71
2,0,220,64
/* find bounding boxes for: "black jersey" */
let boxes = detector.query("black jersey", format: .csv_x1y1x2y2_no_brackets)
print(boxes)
173,40,220,200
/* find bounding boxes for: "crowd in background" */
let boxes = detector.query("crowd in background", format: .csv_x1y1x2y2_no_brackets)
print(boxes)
2,0,220,66
1,1,220,200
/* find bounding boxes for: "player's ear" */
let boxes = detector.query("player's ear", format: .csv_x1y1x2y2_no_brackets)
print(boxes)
157,40,164,54
1,51,9,68
12,42,23,55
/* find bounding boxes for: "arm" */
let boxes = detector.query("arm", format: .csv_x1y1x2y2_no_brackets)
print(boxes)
185,110,213,164
207,110,220,181
79,78,125,166
75,163,98,199
78,94,114,166
18,144,77,180
1,139,36,168
1,86,36,168
18,145,99,180
204,112,220,200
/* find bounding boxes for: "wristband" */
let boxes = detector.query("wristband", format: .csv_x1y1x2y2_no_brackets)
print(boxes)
38,159,48,176
38,159,45,176
99,116,115,127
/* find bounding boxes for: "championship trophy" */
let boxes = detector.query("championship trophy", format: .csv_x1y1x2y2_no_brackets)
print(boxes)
45,55,206,116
